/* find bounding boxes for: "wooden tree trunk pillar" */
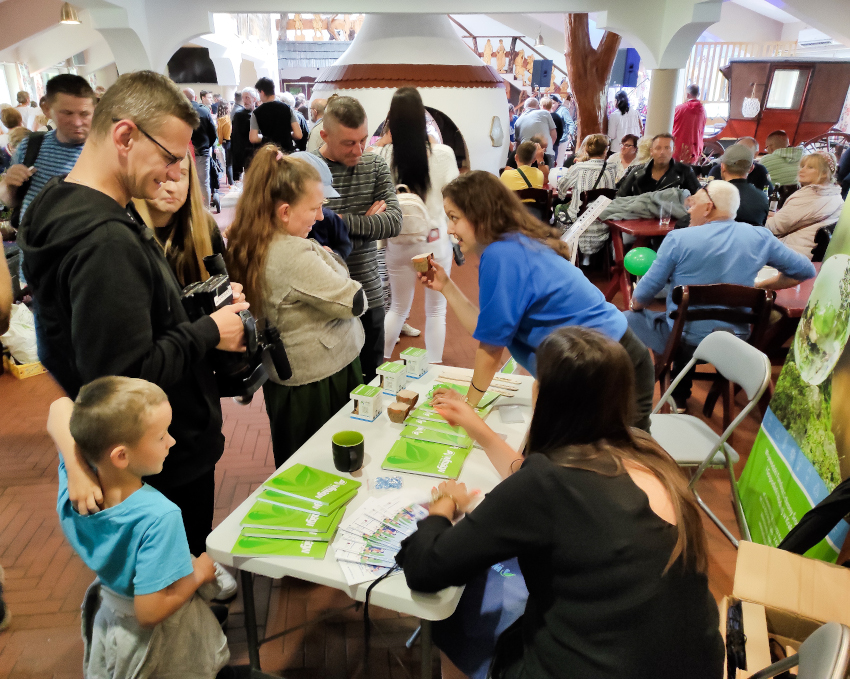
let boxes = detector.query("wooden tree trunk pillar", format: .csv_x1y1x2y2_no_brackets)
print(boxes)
564,13,621,141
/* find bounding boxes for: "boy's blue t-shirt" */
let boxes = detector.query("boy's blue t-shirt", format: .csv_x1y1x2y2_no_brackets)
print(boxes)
57,460,194,597
473,233,628,375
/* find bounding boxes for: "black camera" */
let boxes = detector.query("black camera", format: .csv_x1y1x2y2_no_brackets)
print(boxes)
181,254,291,403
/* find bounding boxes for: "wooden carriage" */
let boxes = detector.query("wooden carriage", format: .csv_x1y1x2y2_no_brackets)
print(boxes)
705,58,850,156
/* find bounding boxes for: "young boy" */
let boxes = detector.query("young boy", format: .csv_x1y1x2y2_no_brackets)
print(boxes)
48,376,229,678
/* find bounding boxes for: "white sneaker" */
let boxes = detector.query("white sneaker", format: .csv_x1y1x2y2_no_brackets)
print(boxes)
213,562,238,601
401,323,421,337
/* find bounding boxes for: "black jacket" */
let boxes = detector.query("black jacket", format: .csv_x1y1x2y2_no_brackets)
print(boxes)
19,177,225,489
253,100,295,153
729,177,769,226
190,101,218,156
617,159,701,197
310,208,353,260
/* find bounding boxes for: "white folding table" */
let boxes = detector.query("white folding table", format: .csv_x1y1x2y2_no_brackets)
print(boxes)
206,366,534,678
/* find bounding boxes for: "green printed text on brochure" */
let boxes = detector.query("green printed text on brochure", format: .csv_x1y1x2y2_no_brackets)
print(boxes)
381,438,472,479
262,463,361,506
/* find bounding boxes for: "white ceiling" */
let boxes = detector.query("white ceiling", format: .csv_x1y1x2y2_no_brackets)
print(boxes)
728,0,798,24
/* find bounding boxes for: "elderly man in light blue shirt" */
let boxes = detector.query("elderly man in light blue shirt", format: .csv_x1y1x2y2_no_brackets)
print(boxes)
625,179,816,409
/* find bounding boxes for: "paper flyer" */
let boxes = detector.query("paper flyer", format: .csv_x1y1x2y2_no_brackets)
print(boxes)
262,464,361,506
232,533,331,558
240,501,346,533
255,487,358,516
738,200,850,562
400,424,473,449
381,439,472,479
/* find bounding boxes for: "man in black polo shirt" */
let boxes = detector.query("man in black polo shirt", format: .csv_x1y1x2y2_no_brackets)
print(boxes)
707,136,772,192
717,143,769,226
248,77,302,152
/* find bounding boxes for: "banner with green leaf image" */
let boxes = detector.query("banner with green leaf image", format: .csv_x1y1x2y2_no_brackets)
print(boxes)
738,201,850,562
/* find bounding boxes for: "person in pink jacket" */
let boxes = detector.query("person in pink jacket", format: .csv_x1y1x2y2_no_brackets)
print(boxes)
672,85,707,164
767,152,844,259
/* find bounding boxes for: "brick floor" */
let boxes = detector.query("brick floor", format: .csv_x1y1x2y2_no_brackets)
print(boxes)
0,196,758,677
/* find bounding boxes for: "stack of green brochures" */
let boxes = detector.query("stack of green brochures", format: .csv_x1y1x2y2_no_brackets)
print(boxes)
400,424,473,449
381,438,472,479
231,464,361,557
262,463,361,506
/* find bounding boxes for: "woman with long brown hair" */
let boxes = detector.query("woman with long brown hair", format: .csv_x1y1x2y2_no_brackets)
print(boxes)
398,326,724,679
420,170,654,431
133,153,224,287
226,145,365,466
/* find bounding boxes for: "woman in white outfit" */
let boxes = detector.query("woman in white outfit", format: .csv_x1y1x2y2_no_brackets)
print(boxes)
607,91,642,153
377,87,459,364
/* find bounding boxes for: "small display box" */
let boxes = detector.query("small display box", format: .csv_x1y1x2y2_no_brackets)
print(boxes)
376,361,407,395
400,347,428,379
350,385,383,422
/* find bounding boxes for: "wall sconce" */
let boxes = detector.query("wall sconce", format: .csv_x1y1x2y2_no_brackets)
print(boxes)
60,3,82,25
490,116,504,147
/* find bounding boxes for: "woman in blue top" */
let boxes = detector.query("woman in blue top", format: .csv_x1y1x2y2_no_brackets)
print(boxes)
420,171,654,430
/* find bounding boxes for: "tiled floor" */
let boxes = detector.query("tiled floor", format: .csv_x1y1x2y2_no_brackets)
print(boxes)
0,193,760,677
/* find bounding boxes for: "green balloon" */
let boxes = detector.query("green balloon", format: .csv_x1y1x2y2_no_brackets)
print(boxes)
624,247,657,276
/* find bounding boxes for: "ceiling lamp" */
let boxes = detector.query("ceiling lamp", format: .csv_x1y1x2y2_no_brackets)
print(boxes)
60,3,81,25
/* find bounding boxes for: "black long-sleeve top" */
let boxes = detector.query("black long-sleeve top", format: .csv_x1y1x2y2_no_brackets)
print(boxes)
397,453,724,679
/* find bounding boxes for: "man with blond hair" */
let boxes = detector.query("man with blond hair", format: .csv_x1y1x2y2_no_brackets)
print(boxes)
306,97,327,152
18,72,247,579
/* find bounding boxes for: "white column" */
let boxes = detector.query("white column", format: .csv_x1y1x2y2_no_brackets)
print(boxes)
645,68,682,137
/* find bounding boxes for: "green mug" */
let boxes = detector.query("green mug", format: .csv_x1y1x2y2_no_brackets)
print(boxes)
332,431,365,473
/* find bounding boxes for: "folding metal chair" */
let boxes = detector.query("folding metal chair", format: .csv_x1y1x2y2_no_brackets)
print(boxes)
750,622,850,679
650,331,771,546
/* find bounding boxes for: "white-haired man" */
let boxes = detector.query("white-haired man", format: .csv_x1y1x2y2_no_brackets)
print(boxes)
625,179,815,411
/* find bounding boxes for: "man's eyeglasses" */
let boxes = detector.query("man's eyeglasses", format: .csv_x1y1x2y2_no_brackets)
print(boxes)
112,118,181,167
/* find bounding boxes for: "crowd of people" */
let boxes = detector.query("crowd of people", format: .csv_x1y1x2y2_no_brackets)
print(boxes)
0,65,845,679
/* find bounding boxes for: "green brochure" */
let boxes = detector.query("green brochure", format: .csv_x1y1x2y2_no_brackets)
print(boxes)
404,417,467,437
401,425,473,449
241,526,338,541
262,463,361,506
240,501,346,533
428,383,501,410
381,438,472,479
232,532,330,558
256,487,358,516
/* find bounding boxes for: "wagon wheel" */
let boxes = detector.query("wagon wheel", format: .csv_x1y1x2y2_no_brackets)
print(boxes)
698,140,724,165
800,130,850,159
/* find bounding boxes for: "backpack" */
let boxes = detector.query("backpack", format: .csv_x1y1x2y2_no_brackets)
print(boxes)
10,131,46,230
392,184,436,245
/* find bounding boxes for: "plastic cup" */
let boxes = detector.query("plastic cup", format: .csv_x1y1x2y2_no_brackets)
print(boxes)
659,202,673,226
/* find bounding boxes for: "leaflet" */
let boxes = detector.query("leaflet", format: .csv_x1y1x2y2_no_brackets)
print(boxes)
240,501,346,533
262,464,361,506
400,425,473,450
404,417,467,437
231,532,330,558
255,487,358,516
428,383,501,410
241,526,337,541
381,438,471,479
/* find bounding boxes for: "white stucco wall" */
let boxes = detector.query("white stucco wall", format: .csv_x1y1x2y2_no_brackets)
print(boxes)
312,83,509,174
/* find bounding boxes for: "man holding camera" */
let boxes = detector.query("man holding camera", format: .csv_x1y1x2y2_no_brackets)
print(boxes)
19,71,247,560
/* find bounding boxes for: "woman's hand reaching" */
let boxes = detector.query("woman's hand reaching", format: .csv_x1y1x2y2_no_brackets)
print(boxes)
431,387,484,437
429,480,479,520
417,258,450,293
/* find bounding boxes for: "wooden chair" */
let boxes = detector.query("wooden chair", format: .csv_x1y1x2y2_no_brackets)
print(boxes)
515,188,552,222
812,222,837,263
576,187,617,219
653,285,775,428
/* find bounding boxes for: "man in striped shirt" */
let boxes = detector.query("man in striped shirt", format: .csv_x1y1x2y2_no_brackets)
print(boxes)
314,96,402,382
0,75,95,221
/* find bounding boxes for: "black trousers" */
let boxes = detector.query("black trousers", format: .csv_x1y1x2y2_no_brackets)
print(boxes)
156,468,216,557
779,476,850,561
359,306,385,384
222,140,233,185
619,327,654,433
